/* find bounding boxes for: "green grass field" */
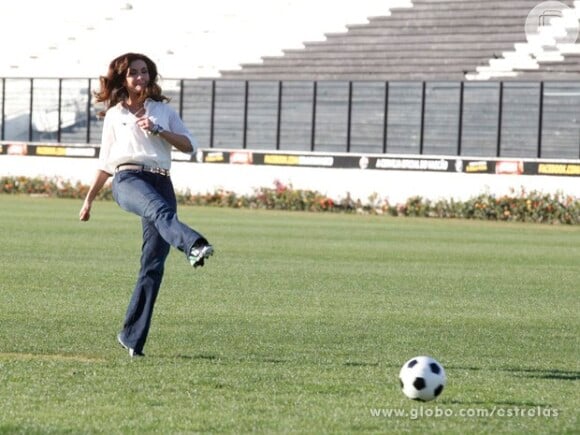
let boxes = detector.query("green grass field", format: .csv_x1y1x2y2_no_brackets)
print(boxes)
0,196,578,434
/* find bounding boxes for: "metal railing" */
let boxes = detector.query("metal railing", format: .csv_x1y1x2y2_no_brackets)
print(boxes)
1,77,579,159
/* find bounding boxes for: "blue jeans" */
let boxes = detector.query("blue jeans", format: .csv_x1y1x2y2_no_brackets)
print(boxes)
112,170,208,353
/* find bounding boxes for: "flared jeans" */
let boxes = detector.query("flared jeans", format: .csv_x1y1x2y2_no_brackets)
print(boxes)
112,169,207,353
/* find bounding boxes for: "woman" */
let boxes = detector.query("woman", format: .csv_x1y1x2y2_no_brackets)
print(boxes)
79,52,214,358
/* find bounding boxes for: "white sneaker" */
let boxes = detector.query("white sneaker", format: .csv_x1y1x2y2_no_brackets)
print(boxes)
189,244,214,268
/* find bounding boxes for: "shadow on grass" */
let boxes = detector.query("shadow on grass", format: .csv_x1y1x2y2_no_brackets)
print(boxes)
446,365,580,381
172,353,291,364
171,354,385,367
504,367,580,381
344,361,380,367
175,353,220,361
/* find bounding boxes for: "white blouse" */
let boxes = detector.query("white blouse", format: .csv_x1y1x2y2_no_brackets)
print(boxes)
98,98,196,175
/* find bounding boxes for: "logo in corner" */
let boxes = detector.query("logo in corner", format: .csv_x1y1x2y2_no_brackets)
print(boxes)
525,2,579,45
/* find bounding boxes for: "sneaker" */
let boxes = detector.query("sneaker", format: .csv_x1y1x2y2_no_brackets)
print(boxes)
117,333,144,358
189,243,214,268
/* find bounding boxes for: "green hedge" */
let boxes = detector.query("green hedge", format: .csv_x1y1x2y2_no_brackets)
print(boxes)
1,176,578,224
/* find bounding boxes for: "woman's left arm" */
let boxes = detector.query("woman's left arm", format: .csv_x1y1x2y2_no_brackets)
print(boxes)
139,103,197,153
157,129,193,153
138,114,194,152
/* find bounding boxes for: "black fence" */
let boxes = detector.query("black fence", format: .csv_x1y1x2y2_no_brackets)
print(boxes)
1,78,579,159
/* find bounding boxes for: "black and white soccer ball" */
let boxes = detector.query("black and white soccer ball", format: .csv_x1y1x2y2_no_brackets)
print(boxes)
399,356,446,401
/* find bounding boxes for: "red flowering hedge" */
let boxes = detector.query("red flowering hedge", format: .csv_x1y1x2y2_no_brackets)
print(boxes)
1,176,578,225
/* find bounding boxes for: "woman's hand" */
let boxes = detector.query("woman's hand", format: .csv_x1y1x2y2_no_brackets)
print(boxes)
79,199,92,221
79,169,111,222
136,115,154,132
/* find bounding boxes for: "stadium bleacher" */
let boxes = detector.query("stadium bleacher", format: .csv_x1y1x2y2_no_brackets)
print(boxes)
219,0,580,81
6,0,577,82
1,0,579,161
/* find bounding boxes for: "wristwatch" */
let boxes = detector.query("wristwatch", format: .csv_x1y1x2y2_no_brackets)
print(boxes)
150,124,164,135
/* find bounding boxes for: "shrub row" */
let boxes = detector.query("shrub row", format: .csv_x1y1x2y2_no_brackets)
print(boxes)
1,176,578,225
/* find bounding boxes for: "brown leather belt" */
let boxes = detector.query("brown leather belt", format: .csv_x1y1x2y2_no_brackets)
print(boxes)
115,164,170,177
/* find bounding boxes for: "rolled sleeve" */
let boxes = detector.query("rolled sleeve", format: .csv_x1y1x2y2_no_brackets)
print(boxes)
167,107,196,154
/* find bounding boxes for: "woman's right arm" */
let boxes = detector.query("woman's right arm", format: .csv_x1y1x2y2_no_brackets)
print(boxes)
79,169,112,222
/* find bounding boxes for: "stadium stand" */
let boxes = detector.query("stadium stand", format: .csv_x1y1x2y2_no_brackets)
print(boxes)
1,0,579,160
219,0,580,81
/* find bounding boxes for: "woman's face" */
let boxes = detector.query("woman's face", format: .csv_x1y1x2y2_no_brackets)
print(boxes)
124,59,150,95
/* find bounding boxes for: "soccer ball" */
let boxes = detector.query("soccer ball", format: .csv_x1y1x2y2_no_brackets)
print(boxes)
399,356,446,401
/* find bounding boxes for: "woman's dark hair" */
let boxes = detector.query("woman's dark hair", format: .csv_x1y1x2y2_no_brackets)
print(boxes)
94,52,169,117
